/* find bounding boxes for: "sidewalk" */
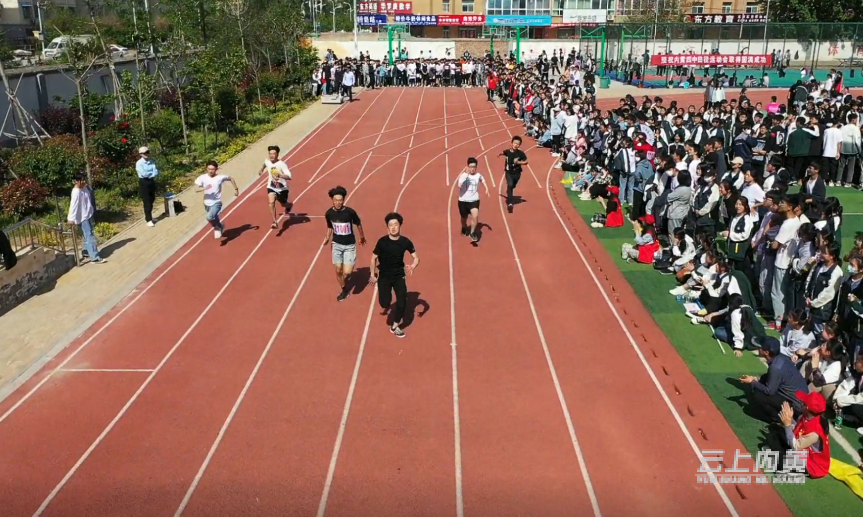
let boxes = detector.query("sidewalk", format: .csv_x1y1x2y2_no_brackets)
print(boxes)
0,97,347,400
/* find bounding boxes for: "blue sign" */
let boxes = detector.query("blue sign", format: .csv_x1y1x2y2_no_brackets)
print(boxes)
393,14,438,25
486,15,551,26
358,14,388,25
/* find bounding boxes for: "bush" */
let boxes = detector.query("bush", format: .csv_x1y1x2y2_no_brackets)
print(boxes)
147,109,184,153
0,176,50,216
9,135,86,190
36,104,81,136
94,188,129,214
94,222,118,241
91,124,137,166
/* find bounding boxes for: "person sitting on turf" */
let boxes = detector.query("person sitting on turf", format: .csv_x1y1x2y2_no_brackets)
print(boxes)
775,390,831,479
621,214,660,263
833,354,863,436
778,308,817,364
590,185,624,228
739,336,808,423
798,338,849,401
704,293,766,358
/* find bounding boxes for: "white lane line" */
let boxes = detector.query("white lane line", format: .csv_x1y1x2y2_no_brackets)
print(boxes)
374,88,406,146
307,148,338,184
526,163,543,189
175,243,326,517
496,170,603,517
354,152,373,184
409,87,425,148
544,167,742,517
284,88,369,161
446,165,465,517
315,117,508,517
401,153,410,185
465,88,480,138
446,154,450,186
58,369,155,373
32,211,291,517
484,155,496,188
444,87,448,148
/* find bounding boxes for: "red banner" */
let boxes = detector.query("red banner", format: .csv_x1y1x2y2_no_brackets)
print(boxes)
358,1,413,14
437,14,486,26
650,53,773,67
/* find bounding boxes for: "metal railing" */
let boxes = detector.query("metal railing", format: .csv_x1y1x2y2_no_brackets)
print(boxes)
1,217,80,270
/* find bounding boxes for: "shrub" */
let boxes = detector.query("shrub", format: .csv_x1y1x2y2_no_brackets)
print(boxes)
94,188,129,214
147,109,184,153
91,124,137,166
0,176,50,216
35,104,81,136
94,222,117,241
9,135,87,191
157,88,181,112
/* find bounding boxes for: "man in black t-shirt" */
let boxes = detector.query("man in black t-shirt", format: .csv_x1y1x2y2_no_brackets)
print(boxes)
498,135,528,213
324,186,366,302
369,212,419,338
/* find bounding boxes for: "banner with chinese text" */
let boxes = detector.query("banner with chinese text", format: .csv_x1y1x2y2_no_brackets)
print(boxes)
562,9,607,24
393,14,437,25
358,14,388,25
686,13,767,24
650,54,772,67
437,14,486,26
358,1,413,14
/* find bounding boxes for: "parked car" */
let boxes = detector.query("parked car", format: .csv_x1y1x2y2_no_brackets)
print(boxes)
41,35,96,60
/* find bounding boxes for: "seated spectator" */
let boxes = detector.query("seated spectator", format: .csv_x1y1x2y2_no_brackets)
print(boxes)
779,308,817,364
708,293,767,357
739,336,809,423
800,338,848,401
833,354,863,435
774,391,831,478
590,185,624,228
621,214,660,263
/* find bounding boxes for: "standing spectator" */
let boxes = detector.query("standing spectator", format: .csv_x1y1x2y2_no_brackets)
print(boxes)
67,173,106,265
135,146,159,227
341,66,355,102
840,113,861,187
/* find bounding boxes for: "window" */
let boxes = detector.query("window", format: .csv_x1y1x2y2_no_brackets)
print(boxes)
459,28,477,37
442,27,450,37
443,1,451,12
487,0,552,15
721,2,732,13
20,0,34,21
691,2,704,13
462,0,475,12
745,1,759,13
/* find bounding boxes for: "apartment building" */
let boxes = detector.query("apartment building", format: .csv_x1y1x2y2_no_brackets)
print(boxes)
359,0,763,38
0,0,81,45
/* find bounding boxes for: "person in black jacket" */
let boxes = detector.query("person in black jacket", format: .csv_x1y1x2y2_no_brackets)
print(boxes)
0,230,15,270
800,162,827,204
740,336,809,422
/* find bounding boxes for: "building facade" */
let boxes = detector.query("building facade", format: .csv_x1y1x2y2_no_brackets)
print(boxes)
357,0,764,38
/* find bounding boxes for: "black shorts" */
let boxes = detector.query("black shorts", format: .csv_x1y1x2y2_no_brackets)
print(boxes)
458,200,480,217
267,188,289,204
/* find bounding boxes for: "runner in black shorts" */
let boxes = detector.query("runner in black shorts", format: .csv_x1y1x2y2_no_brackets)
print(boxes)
369,212,419,338
456,157,490,242
259,145,293,229
498,135,528,213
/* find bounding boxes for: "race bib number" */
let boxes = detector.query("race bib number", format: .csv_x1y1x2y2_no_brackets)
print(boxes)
332,222,351,236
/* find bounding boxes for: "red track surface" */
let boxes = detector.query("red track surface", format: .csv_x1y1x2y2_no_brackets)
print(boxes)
0,88,796,517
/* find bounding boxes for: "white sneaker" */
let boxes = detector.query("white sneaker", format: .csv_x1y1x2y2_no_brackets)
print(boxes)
554,163,562,169
147,221,155,227
214,228,222,239
857,426,863,436
669,285,688,296
551,152,560,157
690,316,704,325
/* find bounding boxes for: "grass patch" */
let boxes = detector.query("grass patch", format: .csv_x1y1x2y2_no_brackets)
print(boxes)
567,188,863,516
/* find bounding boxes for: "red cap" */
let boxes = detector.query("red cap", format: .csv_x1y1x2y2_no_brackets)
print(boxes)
639,214,655,225
795,391,827,414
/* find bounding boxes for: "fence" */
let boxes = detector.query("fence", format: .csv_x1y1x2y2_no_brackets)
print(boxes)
1,217,80,270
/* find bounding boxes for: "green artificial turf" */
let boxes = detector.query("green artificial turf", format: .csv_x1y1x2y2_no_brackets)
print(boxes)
567,188,863,516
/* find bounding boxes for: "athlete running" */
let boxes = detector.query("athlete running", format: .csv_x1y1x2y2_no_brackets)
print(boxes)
323,186,366,302
259,145,292,229
498,135,528,213
457,157,490,242
369,212,419,338
194,161,238,239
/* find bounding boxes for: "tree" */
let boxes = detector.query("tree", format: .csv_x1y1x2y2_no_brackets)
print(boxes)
759,0,863,23
617,0,692,24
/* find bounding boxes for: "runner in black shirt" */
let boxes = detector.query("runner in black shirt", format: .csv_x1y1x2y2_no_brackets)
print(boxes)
369,212,419,338
324,186,366,301
498,135,528,213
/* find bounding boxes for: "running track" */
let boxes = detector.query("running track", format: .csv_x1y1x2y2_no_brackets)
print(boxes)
0,88,795,517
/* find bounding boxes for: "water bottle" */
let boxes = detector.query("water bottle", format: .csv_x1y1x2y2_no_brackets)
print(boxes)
677,295,683,303
835,407,844,430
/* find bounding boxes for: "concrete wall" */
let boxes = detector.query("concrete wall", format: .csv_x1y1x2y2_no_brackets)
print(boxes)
0,248,75,318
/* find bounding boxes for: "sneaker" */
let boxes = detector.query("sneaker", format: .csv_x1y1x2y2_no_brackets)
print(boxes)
691,316,704,325
766,321,780,331
470,233,478,243
461,227,469,237
669,285,688,296
92,258,107,264
554,163,562,169
857,427,863,436
551,152,560,157
390,326,405,338
507,204,514,213
147,221,155,227
337,289,350,302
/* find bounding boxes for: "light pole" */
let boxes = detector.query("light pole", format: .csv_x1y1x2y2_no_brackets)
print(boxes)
36,0,46,55
352,0,359,58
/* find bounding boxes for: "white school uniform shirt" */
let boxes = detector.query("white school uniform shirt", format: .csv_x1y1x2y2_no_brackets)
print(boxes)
774,216,802,269
195,174,230,207
457,172,485,202
67,186,94,224
264,159,291,192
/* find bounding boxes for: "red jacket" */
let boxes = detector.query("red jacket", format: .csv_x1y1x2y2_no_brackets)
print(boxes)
605,196,624,228
793,416,831,478
637,229,660,264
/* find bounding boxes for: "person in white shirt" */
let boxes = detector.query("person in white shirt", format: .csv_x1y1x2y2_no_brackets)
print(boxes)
341,68,355,102
772,195,802,329
822,121,843,185
195,161,239,239
456,157,490,243
258,145,293,229
67,173,106,264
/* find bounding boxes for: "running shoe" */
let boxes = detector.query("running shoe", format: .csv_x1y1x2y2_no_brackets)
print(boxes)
857,427,863,436
390,326,405,338
507,203,513,213
91,258,108,264
214,228,222,239
337,289,350,302
470,233,478,243
669,285,688,296
461,227,469,237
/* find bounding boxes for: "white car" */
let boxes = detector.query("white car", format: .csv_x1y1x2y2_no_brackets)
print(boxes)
108,44,128,58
